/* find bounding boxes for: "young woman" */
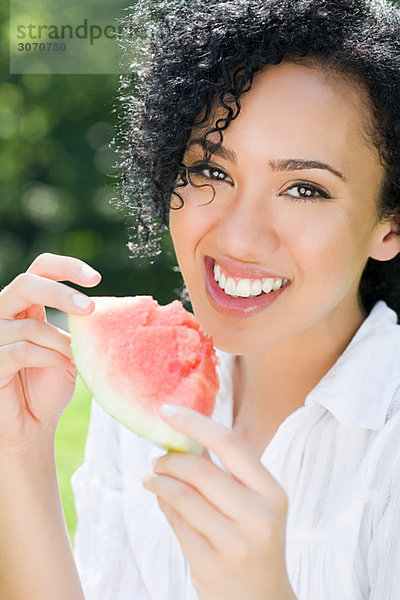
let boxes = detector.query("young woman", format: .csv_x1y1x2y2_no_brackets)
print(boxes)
0,0,399,598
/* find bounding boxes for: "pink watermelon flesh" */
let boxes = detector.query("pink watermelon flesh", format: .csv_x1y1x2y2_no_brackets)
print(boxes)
68,296,219,454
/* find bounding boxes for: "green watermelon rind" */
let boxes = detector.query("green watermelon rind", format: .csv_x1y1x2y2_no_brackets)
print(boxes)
68,311,205,455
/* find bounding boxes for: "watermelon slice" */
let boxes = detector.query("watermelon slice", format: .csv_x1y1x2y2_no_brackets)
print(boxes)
68,296,219,454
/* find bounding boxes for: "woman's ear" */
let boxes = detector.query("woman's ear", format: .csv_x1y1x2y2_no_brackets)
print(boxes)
369,216,400,262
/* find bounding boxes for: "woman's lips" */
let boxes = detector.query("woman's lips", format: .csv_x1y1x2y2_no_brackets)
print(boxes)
204,256,289,319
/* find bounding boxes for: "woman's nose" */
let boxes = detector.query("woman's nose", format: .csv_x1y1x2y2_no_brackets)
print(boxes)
216,191,280,258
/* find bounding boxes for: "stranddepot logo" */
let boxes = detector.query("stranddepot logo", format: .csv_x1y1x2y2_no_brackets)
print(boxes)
9,4,141,75
16,18,125,46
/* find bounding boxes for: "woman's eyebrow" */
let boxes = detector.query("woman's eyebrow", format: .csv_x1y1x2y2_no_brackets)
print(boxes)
186,138,237,163
186,138,347,182
269,158,347,182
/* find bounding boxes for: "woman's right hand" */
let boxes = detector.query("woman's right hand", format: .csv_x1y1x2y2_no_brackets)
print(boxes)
0,252,102,455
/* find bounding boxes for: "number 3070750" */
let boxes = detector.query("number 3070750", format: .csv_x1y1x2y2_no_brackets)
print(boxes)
17,42,67,51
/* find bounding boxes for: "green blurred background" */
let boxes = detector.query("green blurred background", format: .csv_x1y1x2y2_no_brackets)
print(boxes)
2,1,183,545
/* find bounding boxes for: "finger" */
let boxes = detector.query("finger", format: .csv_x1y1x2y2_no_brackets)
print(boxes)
152,493,217,575
151,451,265,524
143,471,242,552
159,405,285,505
26,252,102,287
0,318,74,361
0,341,74,382
0,272,96,320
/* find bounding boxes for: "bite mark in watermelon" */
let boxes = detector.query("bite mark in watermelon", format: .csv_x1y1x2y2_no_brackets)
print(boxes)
68,296,219,454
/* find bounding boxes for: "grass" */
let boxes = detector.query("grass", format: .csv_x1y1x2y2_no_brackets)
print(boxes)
54,374,92,547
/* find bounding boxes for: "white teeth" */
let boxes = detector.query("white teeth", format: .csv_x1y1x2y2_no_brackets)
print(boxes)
213,261,288,297
262,278,274,294
251,279,262,296
236,279,252,297
214,263,221,282
224,277,237,296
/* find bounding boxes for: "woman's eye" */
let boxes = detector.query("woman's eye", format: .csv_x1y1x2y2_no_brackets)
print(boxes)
203,167,227,181
284,182,331,202
186,163,233,185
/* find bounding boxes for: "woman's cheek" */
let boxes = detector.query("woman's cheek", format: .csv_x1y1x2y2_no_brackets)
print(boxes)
296,213,366,294
169,204,205,284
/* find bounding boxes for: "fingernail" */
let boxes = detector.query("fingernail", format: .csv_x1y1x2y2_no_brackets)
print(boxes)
159,404,183,418
73,294,93,309
151,457,158,470
81,264,101,279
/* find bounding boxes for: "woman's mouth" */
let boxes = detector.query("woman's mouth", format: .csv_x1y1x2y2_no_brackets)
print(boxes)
204,256,290,318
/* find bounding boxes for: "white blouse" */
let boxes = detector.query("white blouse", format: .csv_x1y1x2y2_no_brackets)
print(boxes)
71,300,400,599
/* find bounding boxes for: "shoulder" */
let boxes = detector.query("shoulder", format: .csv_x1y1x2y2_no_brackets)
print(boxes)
365,406,400,505
374,305,400,423
357,302,400,413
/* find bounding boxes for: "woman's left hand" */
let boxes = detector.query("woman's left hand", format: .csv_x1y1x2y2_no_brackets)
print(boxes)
142,404,297,600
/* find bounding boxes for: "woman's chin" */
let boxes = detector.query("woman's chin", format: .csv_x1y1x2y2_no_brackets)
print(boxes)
209,331,271,357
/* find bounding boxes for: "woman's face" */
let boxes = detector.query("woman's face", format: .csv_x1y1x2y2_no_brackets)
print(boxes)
169,61,392,355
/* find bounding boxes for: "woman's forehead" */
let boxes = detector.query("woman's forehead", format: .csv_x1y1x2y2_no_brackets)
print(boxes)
188,62,381,168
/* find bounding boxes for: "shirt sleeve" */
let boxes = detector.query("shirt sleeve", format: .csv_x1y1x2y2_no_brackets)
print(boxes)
367,446,400,599
71,398,151,600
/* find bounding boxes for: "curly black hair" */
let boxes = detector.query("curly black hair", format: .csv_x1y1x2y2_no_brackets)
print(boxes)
113,0,400,319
